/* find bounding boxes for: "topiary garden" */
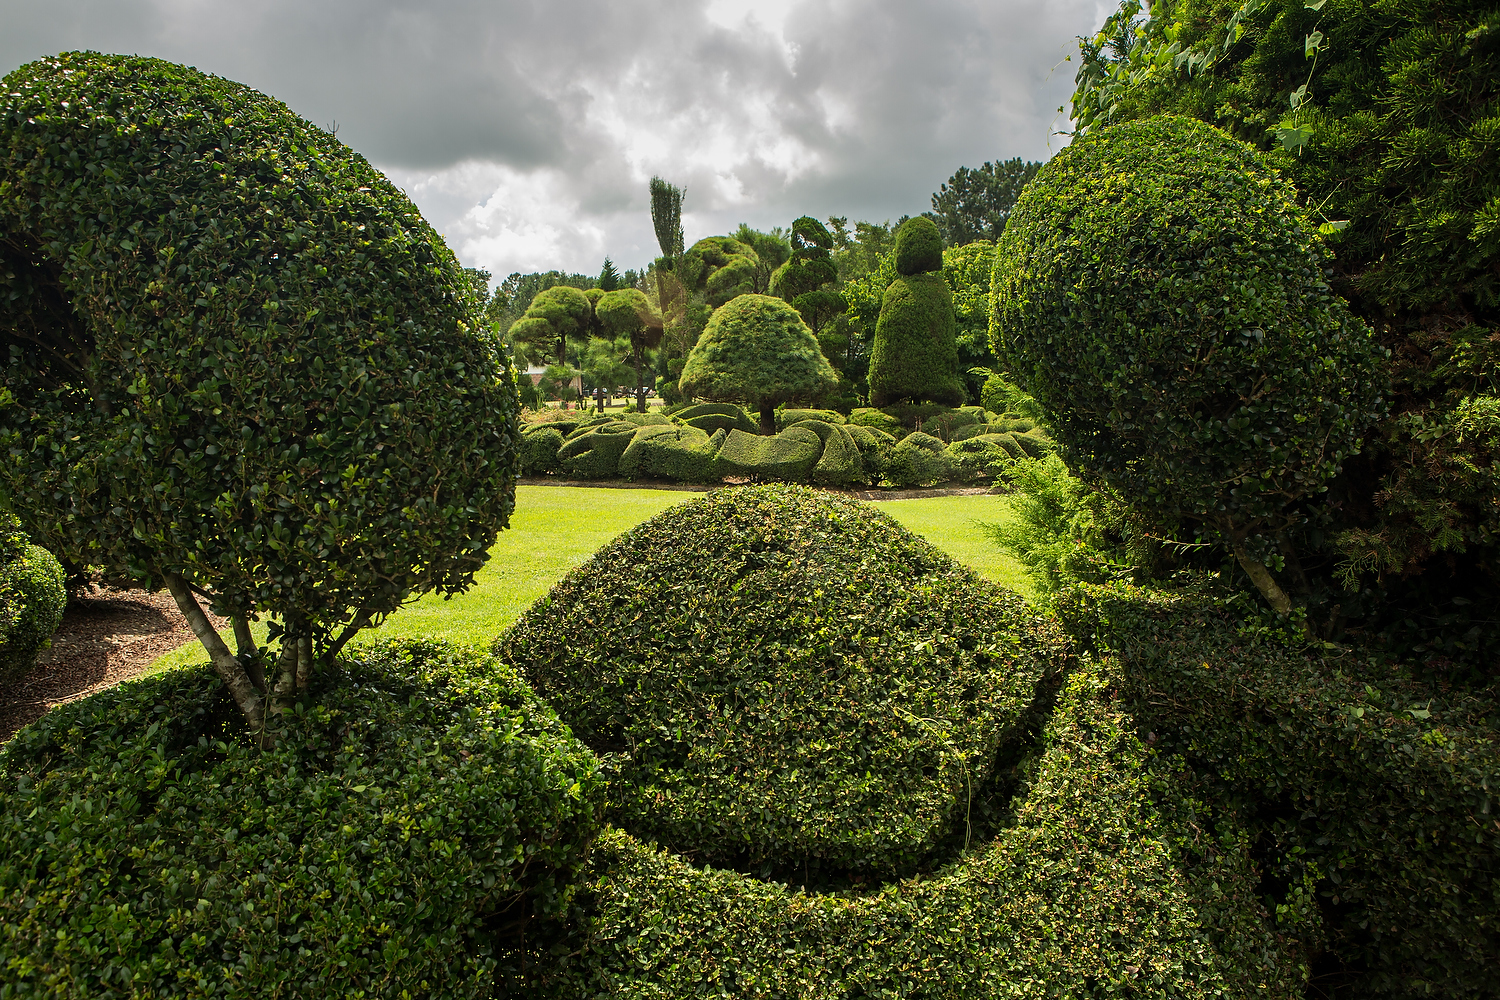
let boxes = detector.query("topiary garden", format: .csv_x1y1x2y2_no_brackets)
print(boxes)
2,29,1496,1000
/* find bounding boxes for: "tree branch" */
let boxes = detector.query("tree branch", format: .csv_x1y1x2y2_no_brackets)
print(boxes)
164,574,263,730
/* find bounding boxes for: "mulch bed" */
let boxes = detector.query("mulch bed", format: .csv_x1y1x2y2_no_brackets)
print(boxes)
0,586,226,744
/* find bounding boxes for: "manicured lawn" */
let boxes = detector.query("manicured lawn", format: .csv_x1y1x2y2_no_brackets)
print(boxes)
147,485,1027,671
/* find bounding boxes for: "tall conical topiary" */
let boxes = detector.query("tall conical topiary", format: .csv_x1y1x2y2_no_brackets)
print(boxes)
867,218,964,407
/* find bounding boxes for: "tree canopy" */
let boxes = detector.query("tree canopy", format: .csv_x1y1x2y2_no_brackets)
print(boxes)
679,294,838,434
929,158,1042,246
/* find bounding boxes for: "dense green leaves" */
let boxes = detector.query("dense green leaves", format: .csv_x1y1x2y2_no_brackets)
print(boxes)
0,512,64,686
0,53,519,661
678,293,838,432
0,640,603,998
993,115,1386,552
929,158,1043,247
496,485,1067,878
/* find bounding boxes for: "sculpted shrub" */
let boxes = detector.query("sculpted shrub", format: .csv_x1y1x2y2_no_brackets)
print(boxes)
0,53,519,728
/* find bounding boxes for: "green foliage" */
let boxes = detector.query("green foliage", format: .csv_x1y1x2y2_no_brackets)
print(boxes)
0,512,65,686
978,369,1048,422
557,421,637,479
993,115,1387,552
929,158,1044,246
770,217,841,333
774,407,846,429
809,423,865,485
508,285,594,363
597,257,621,292
617,424,720,482
1059,582,1500,997
679,402,759,435
519,425,566,476
516,662,1302,999
943,241,999,399
0,53,520,666
496,485,1066,879
649,177,685,262
867,267,964,407
678,294,838,427
686,236,761,307
884,431,958,487
715,427,822,481
1069,0,1500,596
0,639,603,998
848,407,905,436
892,216,944,277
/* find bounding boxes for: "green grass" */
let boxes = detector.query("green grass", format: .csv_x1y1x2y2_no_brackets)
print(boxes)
147,485,1027,673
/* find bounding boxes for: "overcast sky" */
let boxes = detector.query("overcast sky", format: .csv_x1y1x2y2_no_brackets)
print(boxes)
2,0,1114,284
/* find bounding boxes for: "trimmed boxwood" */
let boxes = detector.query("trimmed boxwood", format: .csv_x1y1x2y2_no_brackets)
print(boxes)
714,426,823,482
867,218,965,408
992,114,1386,609
557,420,636,478
495,485,1068,879
519,424,565,475
884,431,958,487
1058,581,1500,997
616,424,719,482
775,408,846,430
0,639,603,998
515,662,1303,998
0,512,65,687
0,53,519,723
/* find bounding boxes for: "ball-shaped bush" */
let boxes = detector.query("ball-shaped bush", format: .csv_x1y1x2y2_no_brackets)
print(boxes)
992,116,1386,548
496,485,1067,880
679,294,838,434
894,216,943,276
0,55,519,668
0,512,65,687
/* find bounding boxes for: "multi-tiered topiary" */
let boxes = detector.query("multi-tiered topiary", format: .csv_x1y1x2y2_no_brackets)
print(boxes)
993,115,1387,613
678,293,838,435
0,53,520,729
866,217,964,407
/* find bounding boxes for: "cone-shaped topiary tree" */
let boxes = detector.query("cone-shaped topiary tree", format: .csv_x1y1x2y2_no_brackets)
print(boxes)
0,53,520,731
992,115,1387,613
867,218,964,407
596,288,664,412
679,294,837,435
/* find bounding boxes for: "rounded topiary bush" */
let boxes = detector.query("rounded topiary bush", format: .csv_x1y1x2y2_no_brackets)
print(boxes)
0,53,519,723
992,115,1386,609
0,640,602,998
495,485,1067,880
0,512,65,686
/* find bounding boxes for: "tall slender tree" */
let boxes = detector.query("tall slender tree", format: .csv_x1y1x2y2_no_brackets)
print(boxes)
599,257,621,291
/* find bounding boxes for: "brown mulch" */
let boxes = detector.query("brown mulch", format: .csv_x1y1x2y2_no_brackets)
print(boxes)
0,586,222,744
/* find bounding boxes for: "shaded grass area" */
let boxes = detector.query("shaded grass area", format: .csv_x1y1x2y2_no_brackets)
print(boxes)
147,486,1026,673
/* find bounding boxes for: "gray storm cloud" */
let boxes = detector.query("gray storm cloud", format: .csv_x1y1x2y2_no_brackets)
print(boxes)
1,0,1114,278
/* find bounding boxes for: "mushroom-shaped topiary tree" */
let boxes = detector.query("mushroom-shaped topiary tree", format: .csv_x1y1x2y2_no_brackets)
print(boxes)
992,115,1387,613
0,53,520,730
867,217,964,407
508,284,596,368
679,293,837,435
595,287,664,412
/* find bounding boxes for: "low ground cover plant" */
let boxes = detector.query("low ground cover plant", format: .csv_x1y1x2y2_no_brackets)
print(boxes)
0,640,602,998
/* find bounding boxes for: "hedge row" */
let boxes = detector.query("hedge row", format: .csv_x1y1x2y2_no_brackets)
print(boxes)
496,485,1071,879
1059,582,1500,997
514,662,1304,998
0,640,603,998
519,404,1054,486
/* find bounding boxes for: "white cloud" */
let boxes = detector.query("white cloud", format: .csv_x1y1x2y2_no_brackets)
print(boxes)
1,0,1115,281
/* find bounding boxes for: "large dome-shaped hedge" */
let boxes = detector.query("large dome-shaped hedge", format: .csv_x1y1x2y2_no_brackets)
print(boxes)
0,53,518,652
495,485,1068,880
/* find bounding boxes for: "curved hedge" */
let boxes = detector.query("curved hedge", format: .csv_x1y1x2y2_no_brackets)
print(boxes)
0,512,65,686
0,53,519,709
0,640,602,998
992,115,1385,583
495,486,1068,878
1059,581,1500,997
517,663,1301,998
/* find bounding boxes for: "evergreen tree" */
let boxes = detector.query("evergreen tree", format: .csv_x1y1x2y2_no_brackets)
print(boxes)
929,158,1042,246
599,257,621,292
